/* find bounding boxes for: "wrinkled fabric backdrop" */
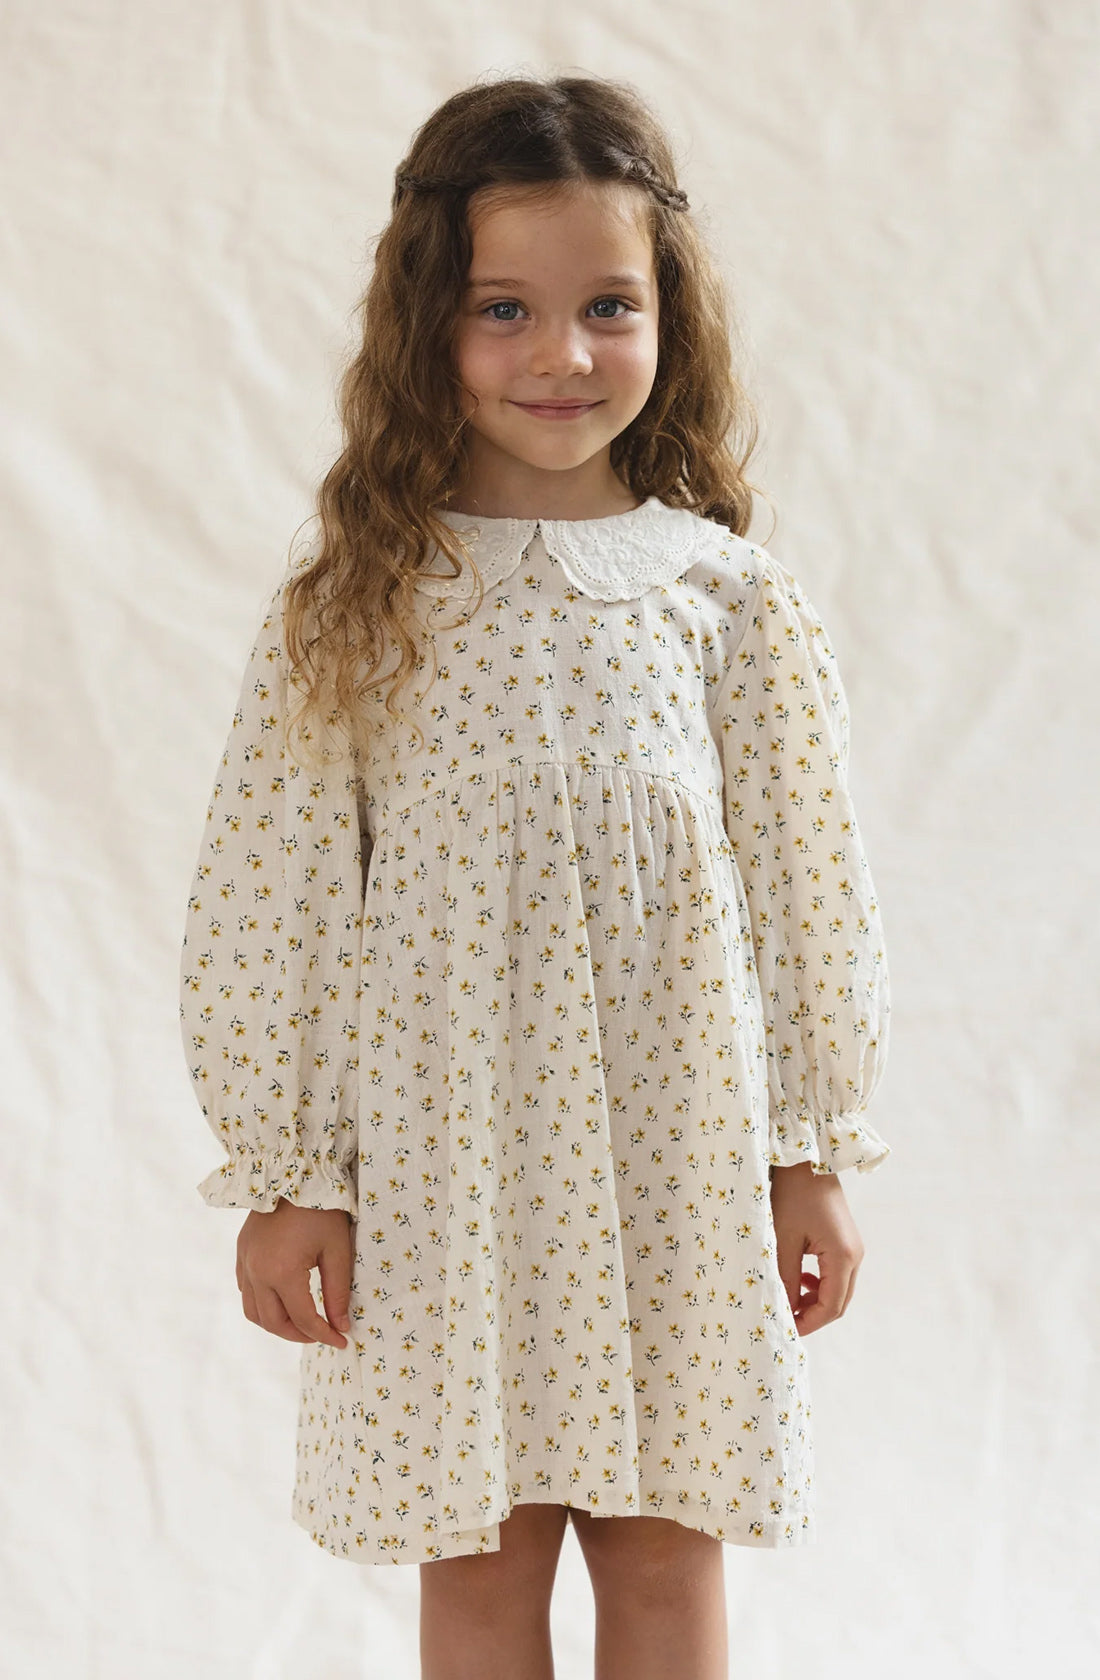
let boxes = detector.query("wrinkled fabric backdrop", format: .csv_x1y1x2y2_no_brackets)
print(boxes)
3,2,1096,1676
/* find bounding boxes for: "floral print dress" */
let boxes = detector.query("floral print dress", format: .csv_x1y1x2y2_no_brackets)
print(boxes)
179,494,891,1566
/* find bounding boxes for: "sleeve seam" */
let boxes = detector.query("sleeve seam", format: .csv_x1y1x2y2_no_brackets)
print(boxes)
705,563,770,725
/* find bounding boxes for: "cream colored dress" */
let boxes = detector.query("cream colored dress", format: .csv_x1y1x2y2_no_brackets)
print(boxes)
179,495,891,1565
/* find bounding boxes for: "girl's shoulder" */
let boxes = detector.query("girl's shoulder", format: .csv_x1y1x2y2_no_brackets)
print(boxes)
683,515,806,611
688,519,847,692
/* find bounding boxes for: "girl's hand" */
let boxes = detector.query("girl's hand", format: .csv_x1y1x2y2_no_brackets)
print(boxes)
769,1162,865,1336
235,1199,354,1349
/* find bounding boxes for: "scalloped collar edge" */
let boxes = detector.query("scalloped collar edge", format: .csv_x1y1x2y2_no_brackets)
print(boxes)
414,494,735,604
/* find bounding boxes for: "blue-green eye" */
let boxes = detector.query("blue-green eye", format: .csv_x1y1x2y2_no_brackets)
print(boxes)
481,297,635,322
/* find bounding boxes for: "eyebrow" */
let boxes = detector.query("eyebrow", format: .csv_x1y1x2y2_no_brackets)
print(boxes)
464,271,651,292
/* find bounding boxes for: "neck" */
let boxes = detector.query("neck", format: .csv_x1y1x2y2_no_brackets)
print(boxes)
441,452,642,521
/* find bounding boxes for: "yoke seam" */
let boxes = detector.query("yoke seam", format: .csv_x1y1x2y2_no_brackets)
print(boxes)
372,756,724,839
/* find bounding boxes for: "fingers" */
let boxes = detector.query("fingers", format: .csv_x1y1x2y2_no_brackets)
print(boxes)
839,1253,860,1315
792,1245,860,1335
284,1270,349,1348
318,1245,354,1337
235,1206,353,1348
252,1282,317,1344
240,1272,350,1347
770,1166,865,1336
239,1273,260,1330
776,1248,805,1319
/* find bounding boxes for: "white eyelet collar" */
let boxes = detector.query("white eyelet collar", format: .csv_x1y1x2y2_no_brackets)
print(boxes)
414,493,729,604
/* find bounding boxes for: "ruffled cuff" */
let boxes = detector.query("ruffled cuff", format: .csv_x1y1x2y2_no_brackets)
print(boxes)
766,1103,891,1177
197,1143,358,1215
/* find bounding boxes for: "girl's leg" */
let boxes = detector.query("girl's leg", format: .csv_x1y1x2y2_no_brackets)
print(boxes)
418,1501,571,1680
568,1508,728,1680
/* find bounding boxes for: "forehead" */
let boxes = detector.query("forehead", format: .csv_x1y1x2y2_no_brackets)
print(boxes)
465,182,655,288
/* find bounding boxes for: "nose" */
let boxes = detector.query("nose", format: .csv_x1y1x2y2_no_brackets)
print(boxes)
526,319,594,378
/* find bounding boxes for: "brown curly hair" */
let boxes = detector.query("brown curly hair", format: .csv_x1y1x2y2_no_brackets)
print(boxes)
282,72,775,769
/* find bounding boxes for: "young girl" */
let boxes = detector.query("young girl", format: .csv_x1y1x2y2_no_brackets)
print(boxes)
180,73,891,1680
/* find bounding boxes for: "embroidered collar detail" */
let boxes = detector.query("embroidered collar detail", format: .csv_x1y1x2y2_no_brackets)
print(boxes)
415,493,729,604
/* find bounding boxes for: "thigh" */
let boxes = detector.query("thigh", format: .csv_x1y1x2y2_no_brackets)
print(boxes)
568,1508,722,1591
420,1502,571,1614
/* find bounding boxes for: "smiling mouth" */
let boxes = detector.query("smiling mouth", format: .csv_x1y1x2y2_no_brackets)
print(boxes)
511,400,603,416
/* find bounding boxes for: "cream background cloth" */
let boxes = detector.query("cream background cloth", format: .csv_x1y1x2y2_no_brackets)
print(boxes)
3,2,1096,1675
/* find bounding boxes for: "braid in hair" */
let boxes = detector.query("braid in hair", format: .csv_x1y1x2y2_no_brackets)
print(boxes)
648,179,690,211
619,154,691,211
393,168,689,211
394,171,465,195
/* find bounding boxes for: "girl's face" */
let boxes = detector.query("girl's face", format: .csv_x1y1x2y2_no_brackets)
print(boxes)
451,181,660,512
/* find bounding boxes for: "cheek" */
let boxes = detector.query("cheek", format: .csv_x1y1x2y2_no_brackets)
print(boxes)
607,326,659,388
455,328,510,394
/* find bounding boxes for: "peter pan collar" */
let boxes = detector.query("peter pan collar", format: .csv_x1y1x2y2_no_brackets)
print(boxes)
414,493,729,604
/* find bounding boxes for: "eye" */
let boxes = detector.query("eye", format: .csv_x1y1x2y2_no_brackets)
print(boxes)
480,297,637,323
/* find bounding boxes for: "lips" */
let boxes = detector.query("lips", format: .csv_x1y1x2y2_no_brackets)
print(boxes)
510,399,603,417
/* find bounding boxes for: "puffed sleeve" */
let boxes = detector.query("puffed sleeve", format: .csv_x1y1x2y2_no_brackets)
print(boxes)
709,550,891,1175
178,575,367,1213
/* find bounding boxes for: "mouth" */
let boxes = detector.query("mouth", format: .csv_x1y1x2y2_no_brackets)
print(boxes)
510,400,604,420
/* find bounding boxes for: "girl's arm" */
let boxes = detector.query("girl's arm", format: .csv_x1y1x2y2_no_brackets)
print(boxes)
709,550,891,1177
178,577,367,1215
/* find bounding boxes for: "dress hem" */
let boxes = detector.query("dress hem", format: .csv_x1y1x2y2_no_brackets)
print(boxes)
291,1492,816,1567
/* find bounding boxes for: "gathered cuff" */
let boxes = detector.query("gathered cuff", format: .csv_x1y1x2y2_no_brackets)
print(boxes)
197,1143,357,1215
767,1103,891,1177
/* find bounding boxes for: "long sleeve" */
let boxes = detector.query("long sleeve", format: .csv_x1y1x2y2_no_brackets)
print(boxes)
709,551,891,1175
178,576,368,1214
